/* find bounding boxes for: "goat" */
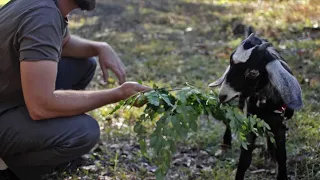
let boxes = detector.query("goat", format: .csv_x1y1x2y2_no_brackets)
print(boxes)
208,33,303,180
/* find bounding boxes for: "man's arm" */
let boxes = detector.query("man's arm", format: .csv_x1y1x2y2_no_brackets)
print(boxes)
20,60,149,120
61,32,103,58
61,32,126,84
17,10,144,121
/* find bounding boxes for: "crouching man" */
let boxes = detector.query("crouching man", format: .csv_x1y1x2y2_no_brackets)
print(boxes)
0,0,151,179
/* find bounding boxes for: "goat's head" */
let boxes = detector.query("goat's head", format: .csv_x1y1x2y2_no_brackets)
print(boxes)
209,33,303,110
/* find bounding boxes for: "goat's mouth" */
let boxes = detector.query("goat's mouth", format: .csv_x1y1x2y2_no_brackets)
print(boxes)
219,94,240,105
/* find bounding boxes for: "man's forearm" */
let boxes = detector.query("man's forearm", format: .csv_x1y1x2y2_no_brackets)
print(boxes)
20,60,131,121
61,34,106,58
31,87,126,120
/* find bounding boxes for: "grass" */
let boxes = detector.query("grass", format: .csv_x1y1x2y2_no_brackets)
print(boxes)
4,0,320,179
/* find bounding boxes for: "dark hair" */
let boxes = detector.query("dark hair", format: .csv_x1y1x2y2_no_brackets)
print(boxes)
74,0,96,11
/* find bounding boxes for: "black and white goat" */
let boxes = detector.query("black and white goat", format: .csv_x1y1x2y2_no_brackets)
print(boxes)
208,33,303,180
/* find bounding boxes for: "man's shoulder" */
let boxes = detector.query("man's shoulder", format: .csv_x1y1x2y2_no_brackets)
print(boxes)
22,0,61,17
1,0,59,11
1,0,62,20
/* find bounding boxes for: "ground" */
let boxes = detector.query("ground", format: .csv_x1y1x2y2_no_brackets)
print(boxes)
1,0,320,179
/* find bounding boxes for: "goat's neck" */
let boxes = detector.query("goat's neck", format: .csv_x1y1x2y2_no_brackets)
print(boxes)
245,83,285,117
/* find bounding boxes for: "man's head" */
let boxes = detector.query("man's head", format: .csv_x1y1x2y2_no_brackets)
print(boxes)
74,0,96,11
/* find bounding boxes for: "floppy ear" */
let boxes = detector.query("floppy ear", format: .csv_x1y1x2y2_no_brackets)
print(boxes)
258,42,272,51
208,65,230,87
266,60,303,110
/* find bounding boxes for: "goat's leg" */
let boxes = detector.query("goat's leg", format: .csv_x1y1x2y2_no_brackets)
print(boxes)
266,118,288,180
223,127,232,148
274,124,288,180
215,125,232,157
235,132,256,180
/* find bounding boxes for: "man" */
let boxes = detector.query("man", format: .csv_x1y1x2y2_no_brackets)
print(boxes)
0,0,151,179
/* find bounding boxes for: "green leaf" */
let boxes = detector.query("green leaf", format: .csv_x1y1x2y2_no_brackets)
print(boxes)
179,127,189,138
150,135,158,148
189,119,198,132
154,136,165,154
165,115,172,125
171,115,181,134
139,138,147,157
155,168,164,180
242,141,248,150
159,93,174,107
145,91,160,106
270,137,276,144
168,139,177,153
229,118,236,130
257,121,264,128
162,149,172,169
109,100,125,114
134,122,143,134
176,89,188,104
264,122,271,130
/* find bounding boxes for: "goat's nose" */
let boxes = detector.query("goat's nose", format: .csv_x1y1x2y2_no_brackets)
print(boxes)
219,94,228,103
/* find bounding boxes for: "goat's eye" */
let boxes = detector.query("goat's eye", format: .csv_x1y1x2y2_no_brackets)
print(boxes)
245,69,260,79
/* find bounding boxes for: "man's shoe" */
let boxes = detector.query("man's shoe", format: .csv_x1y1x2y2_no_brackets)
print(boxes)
0,158,8,171
0,158,19,180
0,169,20,180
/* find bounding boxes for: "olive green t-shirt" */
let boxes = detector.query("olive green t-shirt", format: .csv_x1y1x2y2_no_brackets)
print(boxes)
0,0,68,113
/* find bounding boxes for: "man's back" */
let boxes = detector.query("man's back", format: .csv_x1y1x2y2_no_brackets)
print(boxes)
0,0,67,113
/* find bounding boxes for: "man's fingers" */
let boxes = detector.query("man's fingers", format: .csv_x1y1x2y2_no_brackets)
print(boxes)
137,84,152,92
112,65,126,85
117,60,126,84
102,67,109,82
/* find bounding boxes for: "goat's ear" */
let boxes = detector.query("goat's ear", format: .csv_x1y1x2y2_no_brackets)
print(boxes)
266,60,303,110
257,42,272,51
208,65,230,87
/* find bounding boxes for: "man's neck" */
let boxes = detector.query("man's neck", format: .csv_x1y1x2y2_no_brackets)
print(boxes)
57,0,78,17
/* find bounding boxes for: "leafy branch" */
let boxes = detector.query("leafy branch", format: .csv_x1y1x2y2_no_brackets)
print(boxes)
109,83,274,179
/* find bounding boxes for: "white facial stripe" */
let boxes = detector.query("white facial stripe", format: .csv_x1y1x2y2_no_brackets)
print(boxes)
219,81,240,103
232,45,255,64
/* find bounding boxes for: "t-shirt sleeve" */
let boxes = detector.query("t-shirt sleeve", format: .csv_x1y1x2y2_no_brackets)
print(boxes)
17,8,64,62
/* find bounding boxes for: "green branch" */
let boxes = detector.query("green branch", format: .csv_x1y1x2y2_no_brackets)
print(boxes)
109,84,274,180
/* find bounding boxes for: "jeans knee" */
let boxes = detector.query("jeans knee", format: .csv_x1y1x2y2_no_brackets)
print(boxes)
81,115,100,149
87,57,97,74
67,115,100,155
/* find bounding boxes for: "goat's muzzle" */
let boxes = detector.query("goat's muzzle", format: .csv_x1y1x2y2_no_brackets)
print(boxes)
219,94,240,104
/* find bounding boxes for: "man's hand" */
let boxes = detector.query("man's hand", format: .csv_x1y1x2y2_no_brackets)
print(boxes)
119,82,152,107
98,44,126,85
62,35,126,85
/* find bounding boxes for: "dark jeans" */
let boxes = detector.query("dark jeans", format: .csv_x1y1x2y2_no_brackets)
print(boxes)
0,57,100,180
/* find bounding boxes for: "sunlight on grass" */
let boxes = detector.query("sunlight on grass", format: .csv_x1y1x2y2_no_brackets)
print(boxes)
0,0,9,6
